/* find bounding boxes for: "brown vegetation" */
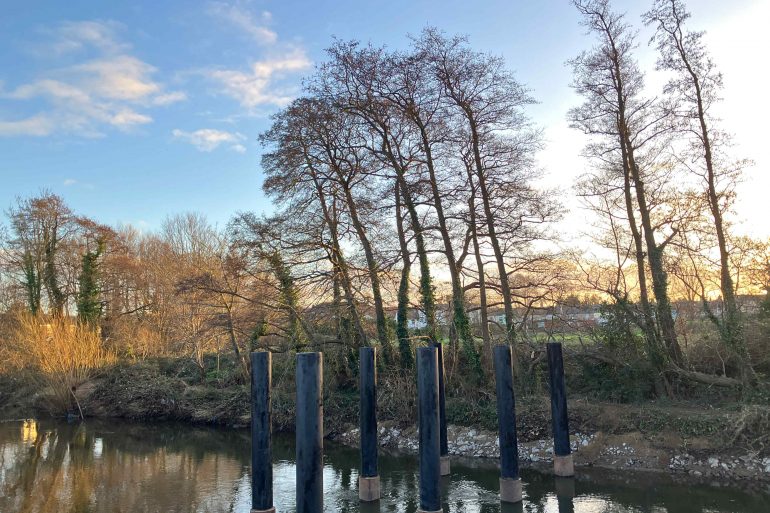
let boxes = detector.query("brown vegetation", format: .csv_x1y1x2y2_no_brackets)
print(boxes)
4,313,114,414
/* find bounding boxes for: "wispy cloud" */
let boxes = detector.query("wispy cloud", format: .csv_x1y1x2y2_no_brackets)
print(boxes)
208,1,277,45
0,20,185,137
203,1,311,112
172,128,246,152
205,48,311,110
39,20,130,56
61,177,95,190
0,114,53,136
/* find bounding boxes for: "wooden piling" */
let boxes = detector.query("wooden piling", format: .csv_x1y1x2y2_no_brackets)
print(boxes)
547,342,574,477
250,351,274,513
359,346,380,501
434,341,450,476
417,346,443,513
493,344,522,503
296,352,323,513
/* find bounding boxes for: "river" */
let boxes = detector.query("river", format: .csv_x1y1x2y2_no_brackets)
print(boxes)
0,419,767,512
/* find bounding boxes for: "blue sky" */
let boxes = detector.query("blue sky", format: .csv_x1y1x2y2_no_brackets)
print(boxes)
1,0,767,237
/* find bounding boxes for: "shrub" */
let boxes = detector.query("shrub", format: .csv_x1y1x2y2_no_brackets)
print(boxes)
9,313,115,415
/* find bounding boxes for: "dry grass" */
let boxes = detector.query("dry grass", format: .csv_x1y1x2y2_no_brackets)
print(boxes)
9,313,115,414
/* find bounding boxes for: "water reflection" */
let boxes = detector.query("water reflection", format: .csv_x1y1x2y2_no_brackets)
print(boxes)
0,419,767,512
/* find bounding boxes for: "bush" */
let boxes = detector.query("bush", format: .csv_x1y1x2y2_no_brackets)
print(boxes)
8,313,115,415
571,358,656,402
567,302,656,402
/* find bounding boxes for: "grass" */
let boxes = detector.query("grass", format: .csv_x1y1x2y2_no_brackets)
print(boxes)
6,314,115,415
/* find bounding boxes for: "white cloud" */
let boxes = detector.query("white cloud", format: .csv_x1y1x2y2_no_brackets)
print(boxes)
202,2,310,111
0,20,184,137
72,56,162,101
152,91,188,106
206,48,311,109
0,114,54,136
110,109,153,127
63,178,77,186
172,128,246,152
208,1,277,45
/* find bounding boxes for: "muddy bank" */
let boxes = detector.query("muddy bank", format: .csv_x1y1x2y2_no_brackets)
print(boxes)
2,359,769,485
333,423,770,485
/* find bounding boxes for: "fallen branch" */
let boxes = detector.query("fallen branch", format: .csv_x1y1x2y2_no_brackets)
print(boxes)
670,366,742,388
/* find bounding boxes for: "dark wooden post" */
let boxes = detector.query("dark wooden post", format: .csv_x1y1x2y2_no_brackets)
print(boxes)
251,351,274,513
359,346,380,501
547,342,574,476
296,352,323,513
493,344,522,503
417,346,443,513
434,341,450,476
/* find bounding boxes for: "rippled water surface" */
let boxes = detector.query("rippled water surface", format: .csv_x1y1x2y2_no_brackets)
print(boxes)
0,419,767,512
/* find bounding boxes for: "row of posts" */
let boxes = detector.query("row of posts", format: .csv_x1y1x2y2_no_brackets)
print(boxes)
249,342,573,513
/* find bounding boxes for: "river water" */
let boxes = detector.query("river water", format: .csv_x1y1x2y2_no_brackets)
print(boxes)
0,419,767,512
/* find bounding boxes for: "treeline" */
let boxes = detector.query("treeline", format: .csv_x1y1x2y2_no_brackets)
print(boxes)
1,0,768,398
0,202,272,378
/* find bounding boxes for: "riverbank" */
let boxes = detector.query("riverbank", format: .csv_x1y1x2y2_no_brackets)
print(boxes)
333,423,770,487
1,357,769,485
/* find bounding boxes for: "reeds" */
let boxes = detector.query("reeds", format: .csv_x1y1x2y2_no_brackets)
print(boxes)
11,313,115,414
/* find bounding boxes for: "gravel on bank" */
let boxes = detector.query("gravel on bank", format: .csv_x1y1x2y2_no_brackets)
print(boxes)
332,423,770,483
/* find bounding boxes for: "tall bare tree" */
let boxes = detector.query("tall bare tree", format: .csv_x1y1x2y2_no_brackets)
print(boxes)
420,29,542,363
378,50,480,375
318,42,440,345
5,193,75,317
260,98,369,348
570,0,682,369
644,0,754,383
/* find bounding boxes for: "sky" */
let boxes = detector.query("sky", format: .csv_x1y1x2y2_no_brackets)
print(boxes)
1,0,767,239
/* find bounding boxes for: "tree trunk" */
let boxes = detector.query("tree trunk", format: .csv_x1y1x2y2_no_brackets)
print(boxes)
379,132,438,343
466,113,517,359
339,177,394,363
626,147,683,366
395,181,413,368
414,119,480,377
682,44,754,384
265,252,306,350
22,252,42,315
224,303,249,379
43,228,65,317
316,186,368,348
618,130,670,392
465,163,491,362
608,40,683,367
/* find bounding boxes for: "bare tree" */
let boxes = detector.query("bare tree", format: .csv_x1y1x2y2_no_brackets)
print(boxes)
644,0,755,383
570,0,682,371
419,29,543,366
378,49,480,374
260,99,370,348
5,193,76,317
317,42,440,345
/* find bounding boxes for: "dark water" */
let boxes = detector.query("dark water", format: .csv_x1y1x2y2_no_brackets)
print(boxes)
0,419,767,513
